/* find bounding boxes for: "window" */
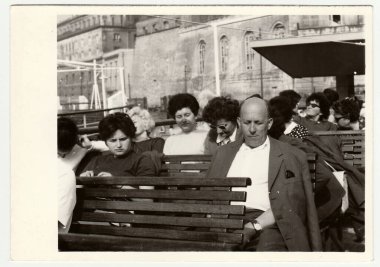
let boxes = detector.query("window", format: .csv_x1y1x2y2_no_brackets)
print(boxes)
244,31,255,70
332,15,341,24
220,36,229,72
199,41,206,75
120,15,123,26
273,23,285,38
114,33,121,41
111,16,115,26
163,21,169,29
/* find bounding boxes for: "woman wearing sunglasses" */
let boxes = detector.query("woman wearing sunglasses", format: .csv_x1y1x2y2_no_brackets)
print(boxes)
332,97,361,130
163,93,209,155
294,92,338,131
202,96,242,155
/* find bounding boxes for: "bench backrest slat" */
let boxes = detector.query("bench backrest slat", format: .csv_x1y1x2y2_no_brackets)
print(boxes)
81,199,246,215
70,224,243,244
76,211,244,229
77,188,247,201
77,176,251,187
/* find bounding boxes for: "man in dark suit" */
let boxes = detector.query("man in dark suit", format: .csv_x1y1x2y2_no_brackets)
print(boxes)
207,97,322,251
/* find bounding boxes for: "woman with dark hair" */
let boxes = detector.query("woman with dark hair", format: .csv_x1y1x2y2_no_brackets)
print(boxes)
80,112,156,177
202,96,242,155
294,92,338,131
279,89,301,114
332,97,361,130
268,96,309,139
163,93,208,155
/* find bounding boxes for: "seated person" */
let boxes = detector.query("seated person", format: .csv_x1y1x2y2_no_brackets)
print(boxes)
163,93,208,155
323,88,340,123
202,96,242,155
279,89,302,117
269,96,309,139
80,112,157,177
127,106,165,153
332,97,361,130
207,97,322,251
57,117,79,233
294,93,338,131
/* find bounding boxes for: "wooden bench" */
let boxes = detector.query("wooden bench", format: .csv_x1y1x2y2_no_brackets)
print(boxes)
160,154,213,178
160,154,317,191
59,176,251,251
311,130,364,169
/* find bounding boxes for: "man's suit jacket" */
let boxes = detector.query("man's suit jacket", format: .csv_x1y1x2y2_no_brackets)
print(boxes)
206,137,322,251
278,134,346,223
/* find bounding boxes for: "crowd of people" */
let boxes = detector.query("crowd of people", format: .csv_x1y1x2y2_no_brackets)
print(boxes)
57,88,365,251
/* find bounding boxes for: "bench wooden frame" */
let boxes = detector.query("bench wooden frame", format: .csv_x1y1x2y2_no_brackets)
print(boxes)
59,176,251,251
311,130,364,168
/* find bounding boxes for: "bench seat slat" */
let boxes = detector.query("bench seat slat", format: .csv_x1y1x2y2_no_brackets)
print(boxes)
78,188,247,201
70,224,243,244
160,172,206,178
76,211,244,229
77,177,251,187
161,163,210,171
162,155,212,162
82,200,245,215
59,233,238,251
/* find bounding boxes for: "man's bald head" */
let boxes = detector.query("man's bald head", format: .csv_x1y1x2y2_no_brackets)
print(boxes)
238,97,272,148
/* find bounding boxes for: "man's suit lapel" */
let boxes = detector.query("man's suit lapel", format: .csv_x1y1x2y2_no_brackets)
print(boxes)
268,137,284,192
219,139,243,177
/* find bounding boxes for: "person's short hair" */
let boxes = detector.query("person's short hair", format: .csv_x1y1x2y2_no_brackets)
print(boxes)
306,92,331,120
58,117,78,152
202,96,240,125
168,93,200,118
245,94,262,100
268,96,293,123
323,88,339,105
98,112,136,141
279,90,301,111
332,97,360,122
127,106,156,132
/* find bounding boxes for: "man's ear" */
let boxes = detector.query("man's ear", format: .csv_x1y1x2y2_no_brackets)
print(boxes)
267,118,273,130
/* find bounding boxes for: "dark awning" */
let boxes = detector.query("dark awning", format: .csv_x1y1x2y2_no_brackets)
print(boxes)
251,32,365,78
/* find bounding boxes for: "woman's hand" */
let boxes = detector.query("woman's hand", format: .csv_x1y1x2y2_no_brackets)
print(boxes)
97,172,112,177
78,135,92,149
80,170,94,177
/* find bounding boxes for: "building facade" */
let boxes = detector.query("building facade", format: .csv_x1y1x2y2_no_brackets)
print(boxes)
130,15,365,108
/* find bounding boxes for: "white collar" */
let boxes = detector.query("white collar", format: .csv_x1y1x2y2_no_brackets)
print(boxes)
240,136,270,151
216,126,238,144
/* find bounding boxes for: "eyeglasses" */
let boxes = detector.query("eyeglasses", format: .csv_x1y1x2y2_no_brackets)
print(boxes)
307,103,320,108
210,123,228,130
334,115,349,121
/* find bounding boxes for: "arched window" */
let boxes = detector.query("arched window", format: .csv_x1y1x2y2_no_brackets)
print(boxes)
244,31,255,70
273,23,285,38
220,36,229,73
199,41,206,75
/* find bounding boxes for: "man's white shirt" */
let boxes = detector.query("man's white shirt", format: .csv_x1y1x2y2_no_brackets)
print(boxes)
227,136,271,211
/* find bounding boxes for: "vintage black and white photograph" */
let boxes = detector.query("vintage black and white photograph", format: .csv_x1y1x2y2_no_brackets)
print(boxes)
56,12,368,253
10,4,374,262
